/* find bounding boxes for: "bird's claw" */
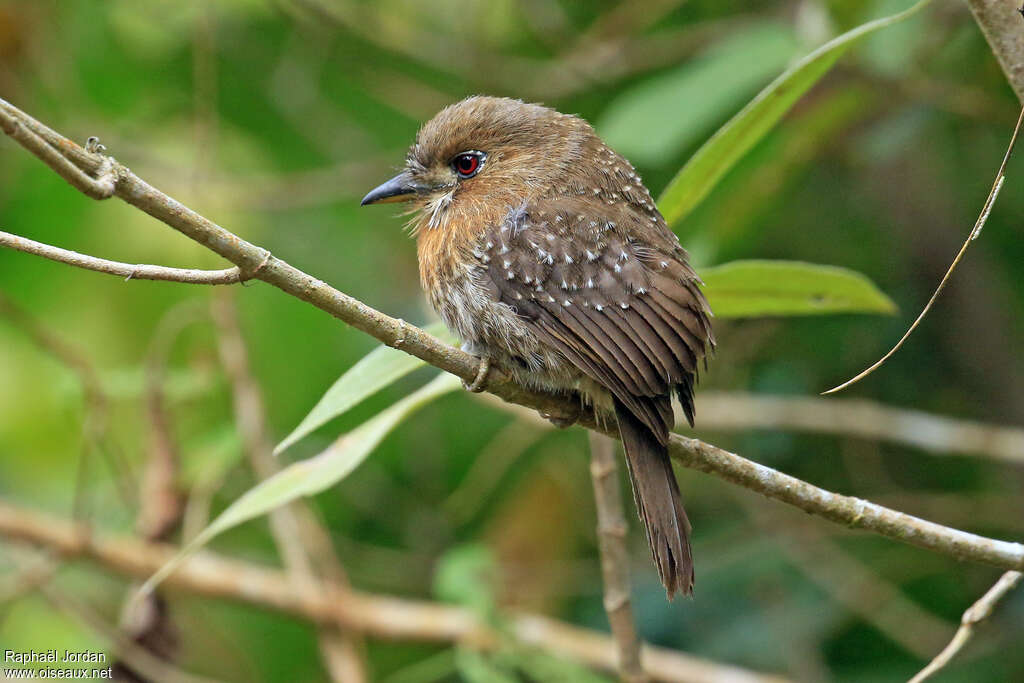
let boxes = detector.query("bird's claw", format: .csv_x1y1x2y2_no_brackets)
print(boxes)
463,357,491,393
540,404,580,429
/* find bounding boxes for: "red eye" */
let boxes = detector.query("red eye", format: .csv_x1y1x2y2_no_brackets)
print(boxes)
453,152,484,178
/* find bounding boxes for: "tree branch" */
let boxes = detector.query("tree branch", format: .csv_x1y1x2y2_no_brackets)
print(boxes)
1,98,1022,574
909,570,1023,682
0,500,789,683
0,230,249,284
588,432,646,683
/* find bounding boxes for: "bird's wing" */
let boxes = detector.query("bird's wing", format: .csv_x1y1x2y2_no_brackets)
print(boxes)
480,199,712,441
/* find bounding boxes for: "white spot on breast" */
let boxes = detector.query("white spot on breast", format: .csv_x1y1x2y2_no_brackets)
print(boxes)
619,302,629,309
503,260,511,268
586,251,597,262
563,299,572,306
507,271,515,280
613,263,622,273
564,255,574,264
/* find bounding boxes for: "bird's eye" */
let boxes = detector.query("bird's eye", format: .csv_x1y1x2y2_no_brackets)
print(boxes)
452,151,485,179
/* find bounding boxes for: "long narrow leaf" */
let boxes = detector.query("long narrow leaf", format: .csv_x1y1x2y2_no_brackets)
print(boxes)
140,373,461,595
701,260,896,318
275,321,454,454
658,0,932,228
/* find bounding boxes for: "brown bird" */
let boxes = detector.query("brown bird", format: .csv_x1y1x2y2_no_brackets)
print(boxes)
362,96,713,597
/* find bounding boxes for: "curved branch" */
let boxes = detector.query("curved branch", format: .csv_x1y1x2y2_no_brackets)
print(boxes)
909,570,1023,682
0,500,789,683
1,97,1022,574
0,230,249,284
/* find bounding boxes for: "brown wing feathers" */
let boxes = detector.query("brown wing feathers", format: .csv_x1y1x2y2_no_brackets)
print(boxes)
483,201,710,597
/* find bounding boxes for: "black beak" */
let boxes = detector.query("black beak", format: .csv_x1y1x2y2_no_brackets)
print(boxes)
361,171,417,206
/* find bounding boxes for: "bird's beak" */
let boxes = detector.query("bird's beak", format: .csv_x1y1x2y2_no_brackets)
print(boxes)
360,171,417,206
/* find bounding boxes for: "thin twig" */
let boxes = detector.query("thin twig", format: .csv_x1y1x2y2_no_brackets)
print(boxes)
1,97,1022,573
909,570,1023,683
210,290,368,683
823,104,1024,394
0,230,248,284
588,432,646,683
0,500,790,683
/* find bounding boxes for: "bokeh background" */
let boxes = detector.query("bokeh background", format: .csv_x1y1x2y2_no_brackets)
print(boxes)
1,0,1023,681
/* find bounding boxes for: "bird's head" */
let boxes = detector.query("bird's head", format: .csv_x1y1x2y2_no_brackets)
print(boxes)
361,96,588,231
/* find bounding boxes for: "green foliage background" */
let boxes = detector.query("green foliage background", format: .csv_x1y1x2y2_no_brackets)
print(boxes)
1,0,1023,681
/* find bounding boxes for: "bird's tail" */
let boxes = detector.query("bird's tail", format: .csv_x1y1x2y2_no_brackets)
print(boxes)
613,397,693,598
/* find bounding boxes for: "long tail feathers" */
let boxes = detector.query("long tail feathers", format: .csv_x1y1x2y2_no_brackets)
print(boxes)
613,397,694,598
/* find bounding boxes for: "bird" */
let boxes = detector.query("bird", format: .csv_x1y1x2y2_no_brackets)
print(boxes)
361,96,714,598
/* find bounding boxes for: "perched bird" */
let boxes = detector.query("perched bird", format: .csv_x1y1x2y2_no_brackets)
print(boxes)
362,96,713,597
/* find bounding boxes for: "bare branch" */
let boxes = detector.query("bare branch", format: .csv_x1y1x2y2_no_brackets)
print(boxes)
588,432,646,683
1,97,1022,573
966,0,1024,103
0,500,790,683
0,110,115,199
0,230,248,284
909,570,1023,683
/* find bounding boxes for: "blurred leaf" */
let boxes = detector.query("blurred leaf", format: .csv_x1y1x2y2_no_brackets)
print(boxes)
598,23,799,166
140,372,460,595
508,650,614,683
454,649,520,683
700,260,897,317
275,321,455,454
658,0,932,228
433,544,498,618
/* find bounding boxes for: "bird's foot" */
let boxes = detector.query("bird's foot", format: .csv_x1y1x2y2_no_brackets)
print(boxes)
462,357,491,393
539,403,580,429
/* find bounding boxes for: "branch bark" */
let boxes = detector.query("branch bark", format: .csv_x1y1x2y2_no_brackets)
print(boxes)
1,96,1023,575
909,570,1023,682
588,432,646,683
0,500,789,683
0,230,248,284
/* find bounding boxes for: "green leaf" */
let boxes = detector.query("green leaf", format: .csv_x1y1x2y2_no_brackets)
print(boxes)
140,373,461,596
700,260,897,318
598,23,799,166
657,0,932,228
454,650,520,683
275,321,455,454
433,544,498,618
